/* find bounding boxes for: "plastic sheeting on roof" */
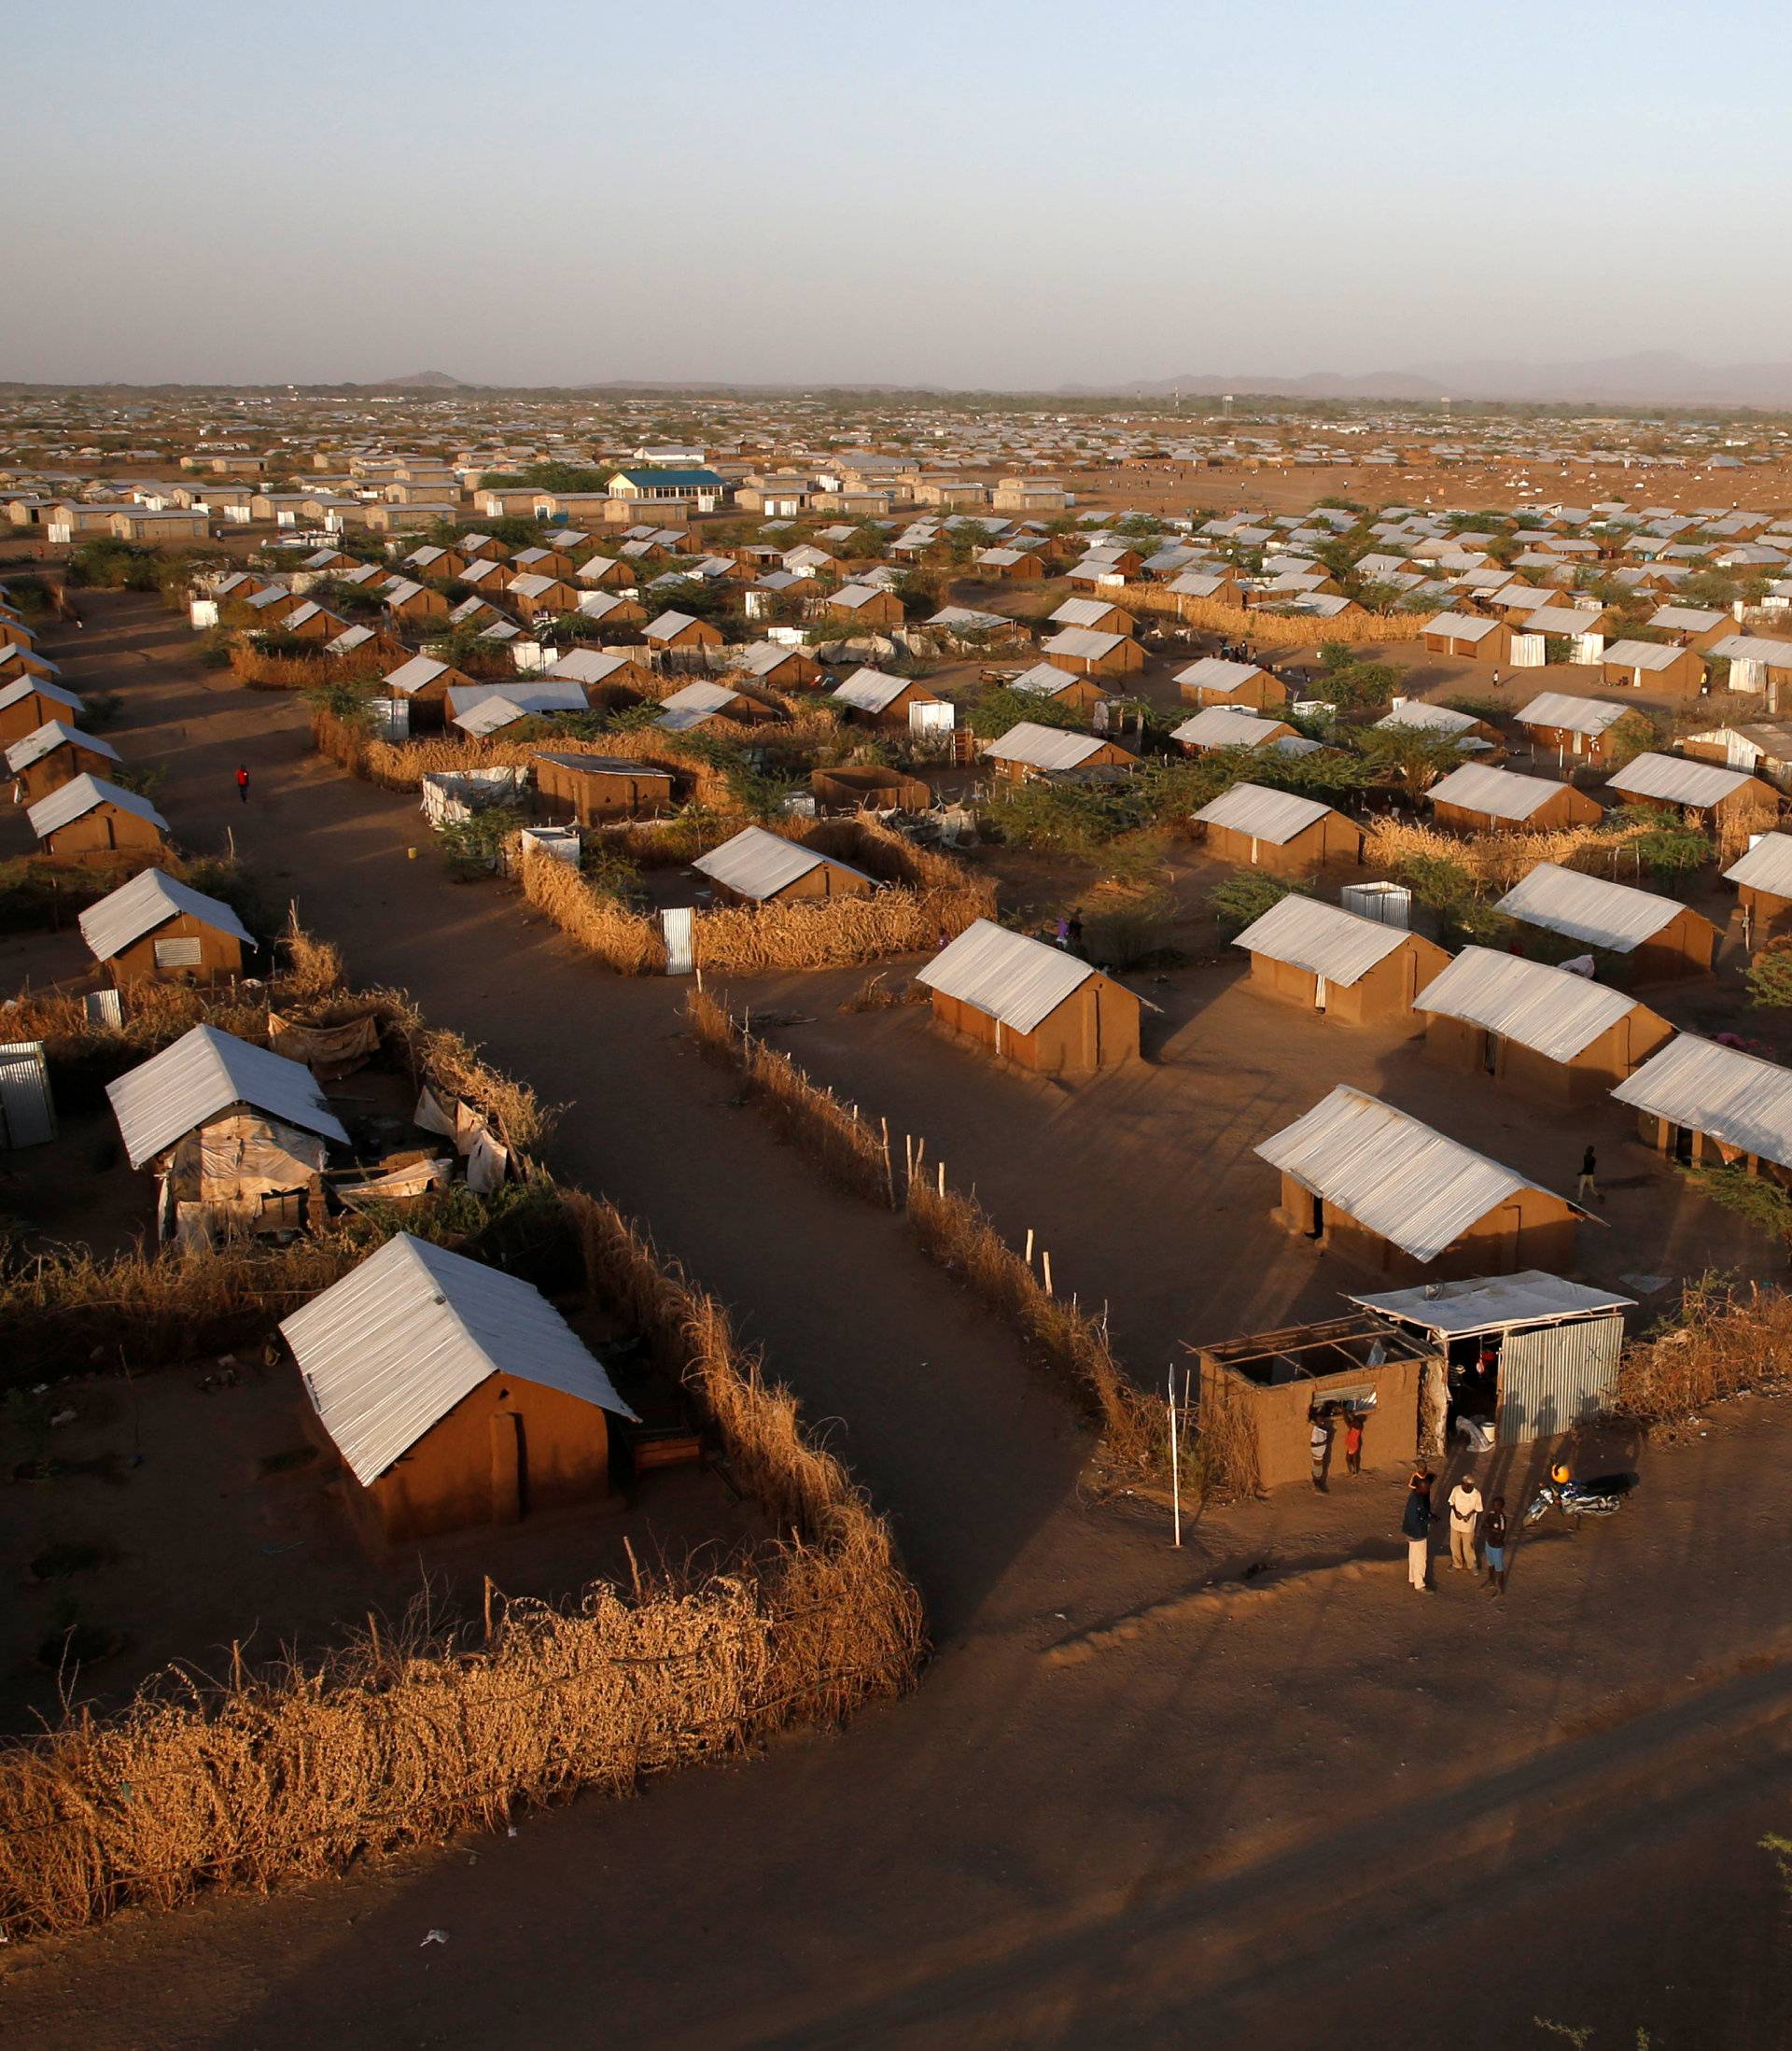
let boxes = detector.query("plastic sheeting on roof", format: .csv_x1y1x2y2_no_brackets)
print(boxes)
1613,1035,1792,1169
1230,893,1410,986
78,866,253,963
1255,1085,1584,1265
916,918,1098,1033
1413,946,1641,1061
280,1233,637,1486
106,1023,348,1168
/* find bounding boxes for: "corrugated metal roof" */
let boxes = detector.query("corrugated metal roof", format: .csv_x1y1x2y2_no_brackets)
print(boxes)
1375,700,1482,736
1514,692,1627,736
28,773,167,840
1426,762,1571,822
1613,1034,1792,1168
546,648,630,684
655,680,741,731
1724,832,1792,895
1171,707,1288,750
106,1022,348,1168
4,720,119,775
1709,633,1792,667
1607,752,1758,808
915,918,1098,1032
1194,781,1333,843
1413,945,1642,1061
1230,893,1410,986
533,752,672,780
1041,627,1125,661
384,654,449,695
693,824,869,901
1010,661,1084,698
645,609,701,638
1050,597,1124,629
78,866,253,963
831,667,911,714
1347,1270,1633,1336
1522,605,1607,635
1255,1085,1583,1264
0,676,82,718
1603,638,1692,670
279,1233,637,1486
1495,862,1684,951
1422,611,1501,640
1174,656,1265,695
984,723,1112,771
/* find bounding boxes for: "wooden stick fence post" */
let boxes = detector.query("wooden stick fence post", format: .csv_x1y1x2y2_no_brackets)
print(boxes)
1042,1250,1053,1298
937,1160,945,1198
881,1116,895,1209
1025,1228,1035,1267
1169,1368,1182,1548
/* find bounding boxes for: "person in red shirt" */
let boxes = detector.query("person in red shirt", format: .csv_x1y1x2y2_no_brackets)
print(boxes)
235,765,251,804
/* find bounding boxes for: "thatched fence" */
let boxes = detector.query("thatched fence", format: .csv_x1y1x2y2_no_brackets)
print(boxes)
687,989,1163,1479
1118,583,1427,648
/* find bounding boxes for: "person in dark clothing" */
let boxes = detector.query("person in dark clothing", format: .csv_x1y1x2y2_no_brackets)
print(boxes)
1067,908,1085,956
1402,1471,1435,1591
1576,1145,1602,1203
1482,1496,1510,1595
235,765,251,805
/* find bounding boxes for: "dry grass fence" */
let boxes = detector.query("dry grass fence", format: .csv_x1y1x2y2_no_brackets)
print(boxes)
1608,1277,1792,1426
686,988,1167,1481
0,1191,924,1944
1362,814,1661,894
230,646,385,692
1118,583,1427,648
520,816,992,978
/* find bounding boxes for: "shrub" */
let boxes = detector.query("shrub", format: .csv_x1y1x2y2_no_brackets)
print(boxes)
1208,871,1295,934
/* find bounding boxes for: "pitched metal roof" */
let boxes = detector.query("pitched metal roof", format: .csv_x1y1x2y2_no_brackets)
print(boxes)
105,1022,348,1167
1174,655,1267,695
28,772,167,840
655,680,744,729
546,647,633,684
1709,633,1792,667
1514,692,1628,736
1603,638,1695,670
984,723,1114,771
1724,832,1792,895
532,752,673,780
1255,1085,1583,1264
1607,751,1760,808
1049,597,1126,629
1422,611,1502,640
1171,706,1289,750
693,824,870,901
1426,762,1572,822
1010,661,1087,698
384,653,450,695
280,1232,637,1487
0,675,82,718
831,667,913,714
915,917,1099,1032
4,720,120,775
1347,1271,1633,1337
78,865,253,963
1042,627,1126,661
1375,699,1484,736
1413,945,1643,1061
1194,781,1334,843
1613,1035,1792,1168
1495,862,1687,951
1230,892,1410,986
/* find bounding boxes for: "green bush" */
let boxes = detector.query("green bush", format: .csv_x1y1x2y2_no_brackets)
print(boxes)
1208,871,1298,934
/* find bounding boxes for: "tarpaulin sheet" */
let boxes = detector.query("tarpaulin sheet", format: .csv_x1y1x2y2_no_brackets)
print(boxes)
268,1010,381,1080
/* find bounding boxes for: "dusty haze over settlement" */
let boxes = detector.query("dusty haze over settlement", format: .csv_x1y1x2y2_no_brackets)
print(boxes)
5,5,1792,2049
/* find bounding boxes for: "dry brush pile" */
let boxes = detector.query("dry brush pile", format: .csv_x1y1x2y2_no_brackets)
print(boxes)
231,646,385,691
0,1194,923,1944
1608,1277,1792,1427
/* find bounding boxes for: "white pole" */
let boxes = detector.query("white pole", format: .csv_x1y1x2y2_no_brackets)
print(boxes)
1169,1367,1182,1548
1042,1250,1053,1297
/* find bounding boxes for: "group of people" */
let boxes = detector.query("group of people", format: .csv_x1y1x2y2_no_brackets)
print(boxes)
1307,1405,1366,1490
1402,1469,1510,1596
1051,909,1085,956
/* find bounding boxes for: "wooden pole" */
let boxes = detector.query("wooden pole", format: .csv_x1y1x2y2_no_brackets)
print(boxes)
937,1159,945,1197
1169,1368,1182,1548
1042,1250,1054,1297
1025,1228,1034,1267
881,1116,895,1209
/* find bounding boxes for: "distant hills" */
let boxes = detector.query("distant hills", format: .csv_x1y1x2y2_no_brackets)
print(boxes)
365,371,469,390
1087,352,1792,410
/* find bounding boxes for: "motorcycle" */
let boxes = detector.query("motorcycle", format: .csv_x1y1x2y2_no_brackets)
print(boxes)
1523,1474,1636,1525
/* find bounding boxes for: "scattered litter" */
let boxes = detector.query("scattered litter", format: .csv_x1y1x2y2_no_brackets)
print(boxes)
421,1928,449,1947
49,1409,77,1428
507,1826,519,1838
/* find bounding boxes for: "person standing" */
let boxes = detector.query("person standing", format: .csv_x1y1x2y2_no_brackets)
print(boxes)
235,764,251,806
1448,1471,1484,1572
1309,1409,1332,1492
1344,1412,1364,1477
1575,1145,1601,1203
1067,908,1085,956
1402,1471,1434,1590
1482,1496,1510,1596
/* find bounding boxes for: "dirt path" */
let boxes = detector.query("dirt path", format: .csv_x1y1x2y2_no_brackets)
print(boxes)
4,593,1791,2049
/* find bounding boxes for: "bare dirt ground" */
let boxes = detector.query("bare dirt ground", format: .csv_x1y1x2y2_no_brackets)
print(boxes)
4,593,1792,2049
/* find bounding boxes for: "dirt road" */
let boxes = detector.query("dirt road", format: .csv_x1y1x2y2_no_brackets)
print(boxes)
4,593,1791,2049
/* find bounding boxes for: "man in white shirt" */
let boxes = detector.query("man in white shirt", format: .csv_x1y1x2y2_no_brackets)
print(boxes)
1448,1473,1484,1571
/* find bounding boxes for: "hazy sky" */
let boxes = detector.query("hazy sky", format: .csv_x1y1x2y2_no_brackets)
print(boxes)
8,0,1792,388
